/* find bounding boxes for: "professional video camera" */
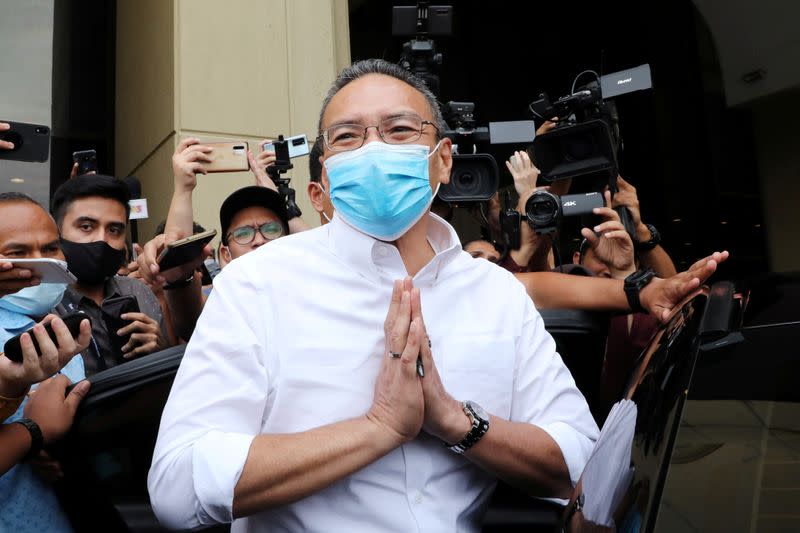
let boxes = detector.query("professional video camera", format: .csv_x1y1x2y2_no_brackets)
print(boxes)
393,2,536,204
529,64,653,187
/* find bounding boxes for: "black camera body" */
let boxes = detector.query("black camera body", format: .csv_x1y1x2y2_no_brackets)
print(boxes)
525,191,604,234
530,85,620,184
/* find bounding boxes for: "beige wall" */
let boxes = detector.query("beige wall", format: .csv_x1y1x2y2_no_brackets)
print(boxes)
116,0,350,241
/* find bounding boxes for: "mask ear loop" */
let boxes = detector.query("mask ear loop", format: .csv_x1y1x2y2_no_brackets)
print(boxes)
314,182,333,223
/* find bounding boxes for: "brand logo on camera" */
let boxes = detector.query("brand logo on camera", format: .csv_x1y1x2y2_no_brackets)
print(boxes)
563,201,577,207
617,78,633,85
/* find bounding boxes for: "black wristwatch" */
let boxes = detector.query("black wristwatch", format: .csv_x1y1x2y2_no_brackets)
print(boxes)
624,269,656,313
13,417,43,461
635,223,661,252
444,401,490,454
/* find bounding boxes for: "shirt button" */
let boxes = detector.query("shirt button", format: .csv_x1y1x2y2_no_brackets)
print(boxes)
376,246,389,258
414,493,423,504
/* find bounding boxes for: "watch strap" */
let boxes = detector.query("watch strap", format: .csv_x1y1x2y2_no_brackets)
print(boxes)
445,401,490,454
13,417,43,461
163,273,194,290
624,269,655,314
635,223,661,252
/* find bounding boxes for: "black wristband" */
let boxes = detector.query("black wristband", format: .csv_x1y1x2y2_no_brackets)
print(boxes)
635,223,661,252
624,269,655,314
163,274,194,290
13,417,43,461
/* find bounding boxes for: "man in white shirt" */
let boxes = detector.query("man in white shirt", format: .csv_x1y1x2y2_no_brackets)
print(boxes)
149,59,639,531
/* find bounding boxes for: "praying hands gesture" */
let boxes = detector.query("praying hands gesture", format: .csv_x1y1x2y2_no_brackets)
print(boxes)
369,278,470,446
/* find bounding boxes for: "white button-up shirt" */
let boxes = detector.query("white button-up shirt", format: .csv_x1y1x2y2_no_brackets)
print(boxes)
148,213,598,532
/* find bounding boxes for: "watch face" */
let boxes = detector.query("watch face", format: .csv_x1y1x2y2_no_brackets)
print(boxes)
466,401,489,421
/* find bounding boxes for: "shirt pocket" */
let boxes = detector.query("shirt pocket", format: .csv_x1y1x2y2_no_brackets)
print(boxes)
438,334,515,420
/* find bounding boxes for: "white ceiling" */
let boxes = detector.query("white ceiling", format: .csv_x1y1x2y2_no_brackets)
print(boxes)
693,0,800,106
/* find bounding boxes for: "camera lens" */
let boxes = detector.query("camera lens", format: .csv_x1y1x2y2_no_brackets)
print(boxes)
35,126,49,135
525,190,560,229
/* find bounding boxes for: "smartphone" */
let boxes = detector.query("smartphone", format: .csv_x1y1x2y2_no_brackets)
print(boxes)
101,295,140,356
157,229,217,272
0,120,51,163
72,149,98,175
5,258,77,284
262,134,309,159
2,311,90,363
202,142,249,173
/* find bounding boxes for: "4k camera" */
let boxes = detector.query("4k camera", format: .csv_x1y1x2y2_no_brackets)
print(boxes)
525,191,604,234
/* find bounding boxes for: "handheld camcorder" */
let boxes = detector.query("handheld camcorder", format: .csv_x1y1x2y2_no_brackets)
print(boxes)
525,191,604,235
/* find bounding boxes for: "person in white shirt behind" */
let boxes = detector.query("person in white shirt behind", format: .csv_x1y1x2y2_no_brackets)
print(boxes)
147,59,721,532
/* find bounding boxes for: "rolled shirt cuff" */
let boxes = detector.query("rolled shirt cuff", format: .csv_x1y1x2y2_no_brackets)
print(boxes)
539,420,595,485
192,430,256,524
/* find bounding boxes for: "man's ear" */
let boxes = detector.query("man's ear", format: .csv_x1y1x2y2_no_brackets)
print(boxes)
307,182,325,213
220,244,232,266
434,138,453,185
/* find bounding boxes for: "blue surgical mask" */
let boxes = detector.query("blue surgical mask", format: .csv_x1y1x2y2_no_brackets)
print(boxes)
0,282,68,318
324,141,441,241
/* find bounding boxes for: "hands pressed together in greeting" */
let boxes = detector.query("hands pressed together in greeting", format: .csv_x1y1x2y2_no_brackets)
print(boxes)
367,278,470,446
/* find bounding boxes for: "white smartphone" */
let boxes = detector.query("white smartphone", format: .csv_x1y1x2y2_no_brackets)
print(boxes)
262,134,310,159
6,258,77,284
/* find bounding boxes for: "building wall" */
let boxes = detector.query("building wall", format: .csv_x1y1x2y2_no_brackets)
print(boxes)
0,0,54,205
116,0,350,241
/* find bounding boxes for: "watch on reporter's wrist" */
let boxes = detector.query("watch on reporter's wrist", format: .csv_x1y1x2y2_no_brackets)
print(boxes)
624,268,655,314
635,223,661,252
163,273,194,290
444,400,490,454
13,417,43,461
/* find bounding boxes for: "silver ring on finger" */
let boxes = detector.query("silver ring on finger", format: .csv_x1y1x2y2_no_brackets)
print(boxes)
389,351,402,359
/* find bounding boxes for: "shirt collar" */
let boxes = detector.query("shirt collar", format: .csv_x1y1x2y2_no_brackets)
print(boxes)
62,276,121,310
327,211,462,286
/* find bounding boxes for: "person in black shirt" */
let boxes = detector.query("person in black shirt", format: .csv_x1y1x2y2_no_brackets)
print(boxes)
51,175,168,375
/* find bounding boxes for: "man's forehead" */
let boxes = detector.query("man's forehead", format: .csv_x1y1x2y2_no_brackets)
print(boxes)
322,74,432,127
230,206,280,226
65,196,126,220
0,202,58,242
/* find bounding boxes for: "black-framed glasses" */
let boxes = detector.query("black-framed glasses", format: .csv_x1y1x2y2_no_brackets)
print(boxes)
227,221,285,245
320,114,439,152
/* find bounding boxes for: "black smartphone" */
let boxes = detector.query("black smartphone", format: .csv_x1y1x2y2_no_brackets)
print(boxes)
500,209,522,250
0,120,51,163
157,229,217,272
101,295,140,357
2,312,90,363
72,149,98,175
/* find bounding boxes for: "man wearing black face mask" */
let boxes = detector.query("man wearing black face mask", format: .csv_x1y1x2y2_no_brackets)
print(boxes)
51,175,168,374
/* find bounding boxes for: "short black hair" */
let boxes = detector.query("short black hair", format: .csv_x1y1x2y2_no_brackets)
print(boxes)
308,139,323,183
154,219,206,239
51,174,131,226
0,191,42,207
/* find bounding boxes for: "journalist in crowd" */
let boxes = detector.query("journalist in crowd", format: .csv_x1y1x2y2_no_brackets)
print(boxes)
0,192,92,533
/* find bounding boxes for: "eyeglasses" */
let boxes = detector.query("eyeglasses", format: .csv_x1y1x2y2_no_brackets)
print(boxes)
227,221,285,245
320,114,439,152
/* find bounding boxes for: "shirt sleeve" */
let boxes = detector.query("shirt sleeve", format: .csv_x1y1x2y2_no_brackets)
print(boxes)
510,296,600,485
147,263,272,529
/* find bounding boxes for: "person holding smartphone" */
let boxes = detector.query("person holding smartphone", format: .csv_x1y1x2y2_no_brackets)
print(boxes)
0,192,93,533
50,175,168,373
